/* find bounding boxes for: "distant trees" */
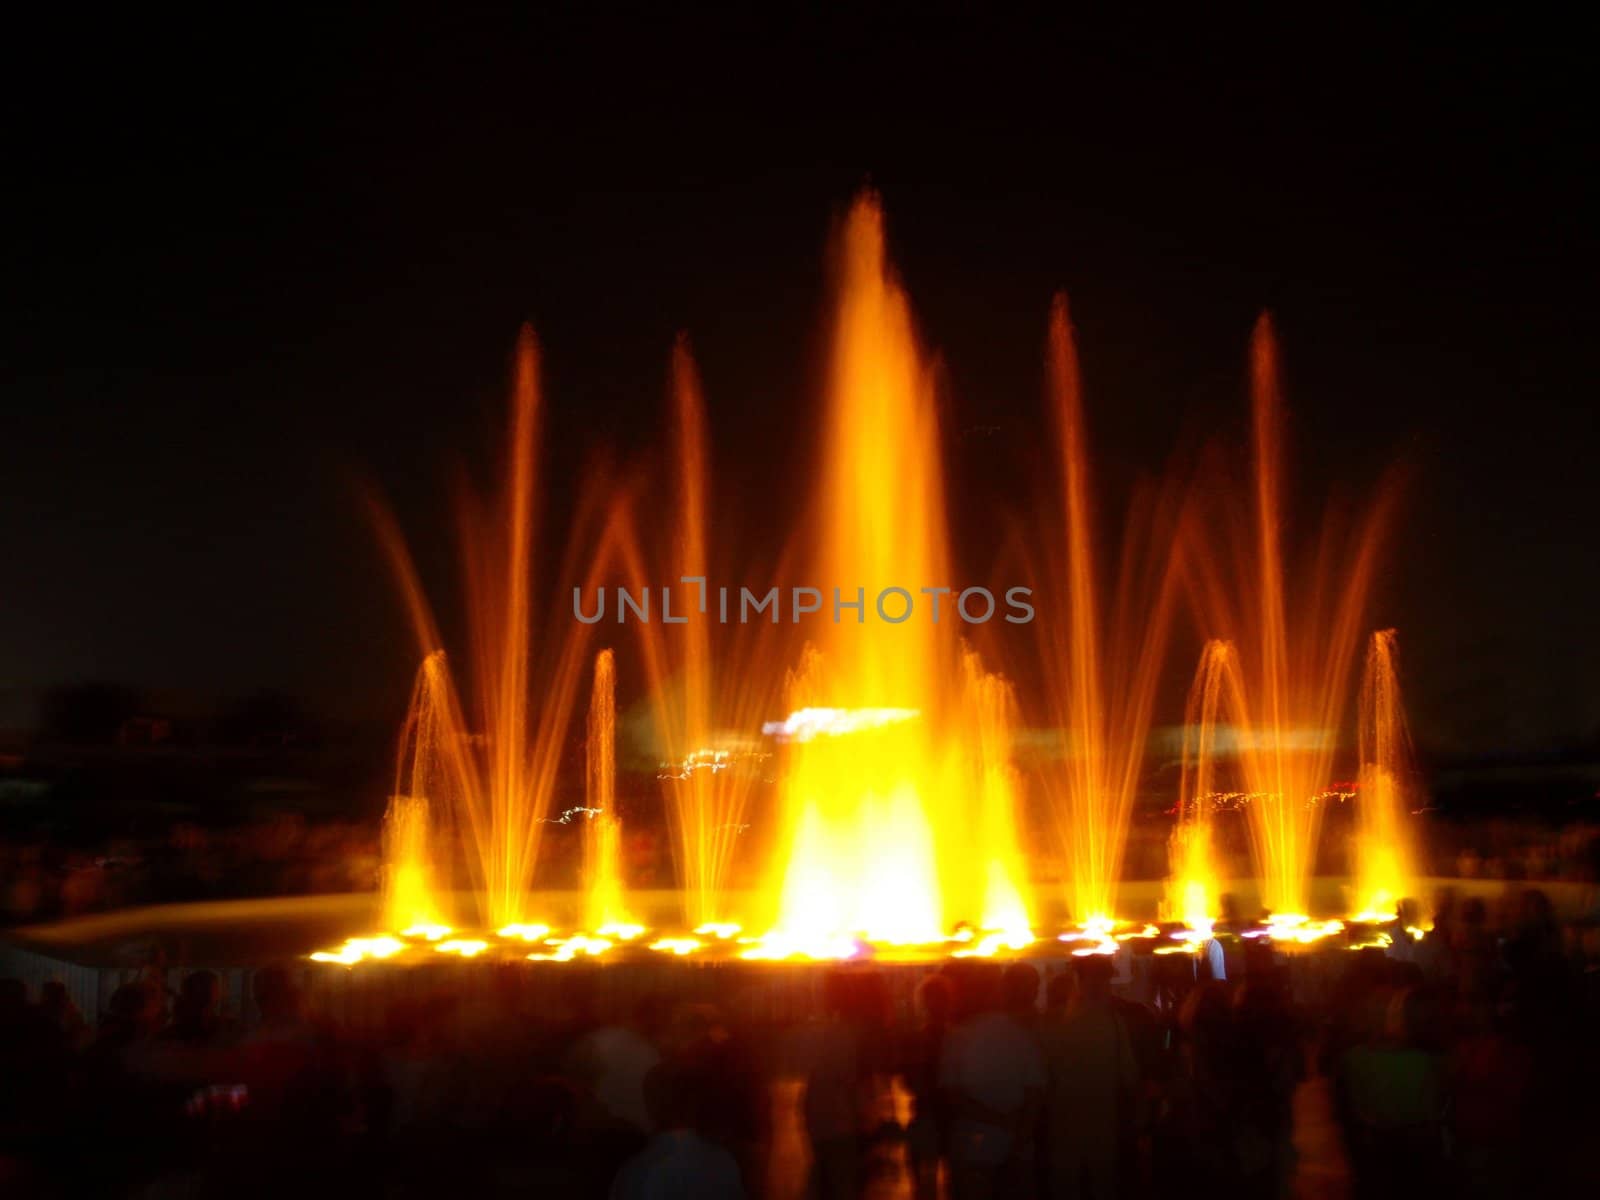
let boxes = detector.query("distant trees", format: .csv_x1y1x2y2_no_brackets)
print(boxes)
38,682,141,745
212,689,318,749
35,684,321,749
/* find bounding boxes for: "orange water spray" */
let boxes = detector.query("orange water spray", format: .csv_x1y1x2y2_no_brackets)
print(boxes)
1037,296,1181,924
1165,640,1240,928
614,343,781,928
1186,317,1392,917
582,649,634,932
766,194,1029,950
380,795,445,935
1354,629,1420,918
366,328,601,929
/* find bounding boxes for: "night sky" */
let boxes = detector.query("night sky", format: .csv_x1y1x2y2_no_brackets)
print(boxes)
4,12,1595,760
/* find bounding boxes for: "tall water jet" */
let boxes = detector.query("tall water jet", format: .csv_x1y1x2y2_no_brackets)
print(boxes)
1037,295,1180,924
582,648,634,932
614,342,779,928
368,327,599,930
1164,640,1239,929
663,345,718,926
378,654,454,932
1185,317,1391,917
1354,629,1420,919
766,193,1029,950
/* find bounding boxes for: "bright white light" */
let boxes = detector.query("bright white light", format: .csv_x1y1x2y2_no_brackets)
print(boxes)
761,707,920,743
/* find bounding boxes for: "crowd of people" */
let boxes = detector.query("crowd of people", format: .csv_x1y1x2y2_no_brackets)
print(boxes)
1,885,1597,1197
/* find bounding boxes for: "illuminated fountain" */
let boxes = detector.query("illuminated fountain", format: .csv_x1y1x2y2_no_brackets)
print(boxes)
1175,316,1396,943
582,648,639,938
313,330,607,967
1164,640,1236,933
1352,629,1421,920
1033,296,1181,930
308,198,1421,971
610,341,783,932
759,195,1031,956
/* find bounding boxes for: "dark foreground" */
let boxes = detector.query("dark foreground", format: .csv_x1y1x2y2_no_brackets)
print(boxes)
3,889,1598,1199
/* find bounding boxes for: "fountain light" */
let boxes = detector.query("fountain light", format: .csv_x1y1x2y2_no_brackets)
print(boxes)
739,932,864,962
649,937,704,956
496,923,552,942
310,936,405,965
528,934,615,962
402,923,452,942
435,939,489,957
325,193,1418,975
1260,913,1345,945
950,928,1035,958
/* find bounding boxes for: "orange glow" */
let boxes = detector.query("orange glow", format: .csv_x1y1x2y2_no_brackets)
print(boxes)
379,794,444,935
435,939,489,958
649,936,704,956
496,923,551,942
336,196,1418,969
1036,297,1181,925
1183,317,1394,916
364,327,604,930
581,649,636,933
1354,629,1420,918
401,922,452,942
606,339,782,930
763,195,1030,949
1165,641,1239,928
311,936,404,965
1261,913,1345,945
529,934,615,962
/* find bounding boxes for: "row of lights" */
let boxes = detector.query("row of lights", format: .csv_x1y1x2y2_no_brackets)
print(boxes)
310,913,1416,967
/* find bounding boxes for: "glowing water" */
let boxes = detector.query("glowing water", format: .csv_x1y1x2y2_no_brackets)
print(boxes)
378,654,453,932
958,648,1033,937
367,329,599,930
767,195,1029,948
1038,296,1180,923
581,648,635,932
1185,317,1391,916
1165,640,1237,929
380,795,444,934
1354,629,1420,918
354,202,1414,962
616,343,778,928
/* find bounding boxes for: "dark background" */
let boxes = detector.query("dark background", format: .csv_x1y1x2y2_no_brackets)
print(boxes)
3,11,1595,772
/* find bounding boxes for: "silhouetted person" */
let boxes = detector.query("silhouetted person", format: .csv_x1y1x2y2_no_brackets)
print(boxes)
1453,896,1497,1002
1450,996,1532,1198
940,962,1044,1200
37,979,88,1049
80,979,169,1189
233,965,346,1194
1231,971,1300,1200
164,969,225,1046
1340,986,1445,1200
1,978,70,1143
804,969,889,1199
610,1060,744,1199
1038,955,1136,1200
1216,892,1242,933
572,994,663,1133
904,972,955,1200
